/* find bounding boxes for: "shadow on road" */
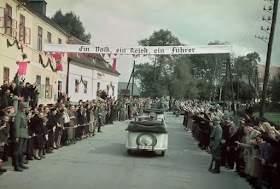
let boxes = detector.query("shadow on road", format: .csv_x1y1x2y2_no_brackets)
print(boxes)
89,142,162,159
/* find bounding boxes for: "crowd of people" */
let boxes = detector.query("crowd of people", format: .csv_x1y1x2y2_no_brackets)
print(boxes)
0,80,169,175
1,79,279,189
180,100,280,189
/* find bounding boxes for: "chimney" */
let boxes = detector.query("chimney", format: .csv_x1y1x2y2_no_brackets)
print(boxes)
28,0,47,15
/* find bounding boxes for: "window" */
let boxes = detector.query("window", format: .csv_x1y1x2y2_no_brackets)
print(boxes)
36,75,42,97
37,26,43,51
112,86,115,96
18,14,31,45
75,79,79,93
84,81,88,93
5,4,12,36
47,31,51,43
96,82,100,96
45,77,52,99
0,8,5,28
19,14,25,42
58,80,62,91
58,38,62,44
3,67,9,83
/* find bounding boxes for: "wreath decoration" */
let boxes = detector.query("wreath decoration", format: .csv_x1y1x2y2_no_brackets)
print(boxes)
7,39,24,53
39,54,57,72
75,75,87,85
15,53,30,64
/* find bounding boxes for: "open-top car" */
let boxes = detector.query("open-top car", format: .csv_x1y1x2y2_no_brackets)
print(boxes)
125,119,168,156
142,108,166,121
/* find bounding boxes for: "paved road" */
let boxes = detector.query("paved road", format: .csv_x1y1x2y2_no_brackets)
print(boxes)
0,113,251,189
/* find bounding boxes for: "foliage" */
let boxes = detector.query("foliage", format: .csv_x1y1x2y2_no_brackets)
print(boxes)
189,41,229,101
233,52,261,102
135,31,262,102
234,52,260,88
135,29,196,99
51,10,91,43
271,73,280,106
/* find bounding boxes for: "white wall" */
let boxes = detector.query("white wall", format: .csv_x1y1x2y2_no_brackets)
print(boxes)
92,69,119,99
69,64,94,102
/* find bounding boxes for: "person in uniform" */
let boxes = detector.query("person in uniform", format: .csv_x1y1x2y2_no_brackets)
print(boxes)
13,102,29,172
97,102,103,132
118,101,125,121
0,115,10,174
209,116,223,173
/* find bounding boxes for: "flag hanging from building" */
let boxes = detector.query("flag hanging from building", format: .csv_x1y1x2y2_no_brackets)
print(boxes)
18,62,28,82
51,53,63,71
112,58,117,72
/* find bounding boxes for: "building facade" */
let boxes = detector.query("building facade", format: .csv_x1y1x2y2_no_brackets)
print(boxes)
0,0,120,104
68,54,120,103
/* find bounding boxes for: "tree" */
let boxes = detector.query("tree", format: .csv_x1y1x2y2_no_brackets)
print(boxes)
271,73,280,108
189,41,229,101
135,29,196,99
233,52,261,103
51,10,91,43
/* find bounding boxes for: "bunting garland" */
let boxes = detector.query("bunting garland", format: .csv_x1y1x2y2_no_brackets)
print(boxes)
39,54,57,72
7,39,24,53
75,75,87,85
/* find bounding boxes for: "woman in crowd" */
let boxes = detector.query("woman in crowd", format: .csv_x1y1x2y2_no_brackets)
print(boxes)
26,112,34,160
31,112,46,160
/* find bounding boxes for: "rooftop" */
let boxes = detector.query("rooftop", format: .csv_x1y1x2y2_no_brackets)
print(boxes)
257,64,280,80
118,82,140,97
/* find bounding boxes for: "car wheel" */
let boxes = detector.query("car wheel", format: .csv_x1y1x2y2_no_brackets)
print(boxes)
136,133,157,147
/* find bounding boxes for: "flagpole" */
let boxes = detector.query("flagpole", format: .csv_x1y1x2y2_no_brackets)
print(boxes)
131,60,135,97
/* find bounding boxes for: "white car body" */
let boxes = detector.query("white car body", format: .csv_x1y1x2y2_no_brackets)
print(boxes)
125,132,168,156
125,120,168,156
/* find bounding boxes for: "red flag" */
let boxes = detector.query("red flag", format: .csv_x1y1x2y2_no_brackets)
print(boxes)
51,54,63,71
18,62,28,82
112,58,117,72
108,54,111,58
114,54,117,56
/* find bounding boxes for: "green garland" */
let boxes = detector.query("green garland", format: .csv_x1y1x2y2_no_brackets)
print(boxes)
39,54,57,72
7,39,23,53
75,75,87,85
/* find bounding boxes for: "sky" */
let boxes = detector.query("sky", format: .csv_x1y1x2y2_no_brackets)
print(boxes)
45,0,280,82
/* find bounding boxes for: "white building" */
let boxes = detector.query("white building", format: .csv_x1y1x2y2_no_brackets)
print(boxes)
68,54,120,103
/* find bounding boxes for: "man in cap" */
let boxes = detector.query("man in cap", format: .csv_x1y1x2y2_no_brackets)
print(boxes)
13,102,29,171
209,116,223,173
221,116,235,167
232,117,246,173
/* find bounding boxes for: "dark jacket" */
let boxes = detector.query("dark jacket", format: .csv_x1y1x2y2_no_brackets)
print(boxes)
1,93,12,108
46,114,58,130
31,115,45,135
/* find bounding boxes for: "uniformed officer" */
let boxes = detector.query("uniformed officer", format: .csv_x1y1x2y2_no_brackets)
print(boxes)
96,102,103,132
208,116,223,173
13,102,29,172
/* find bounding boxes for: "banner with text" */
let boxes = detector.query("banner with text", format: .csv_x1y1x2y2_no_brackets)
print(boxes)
44,44,231,55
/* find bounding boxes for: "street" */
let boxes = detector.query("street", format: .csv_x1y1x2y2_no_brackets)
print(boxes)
0,113,251,189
